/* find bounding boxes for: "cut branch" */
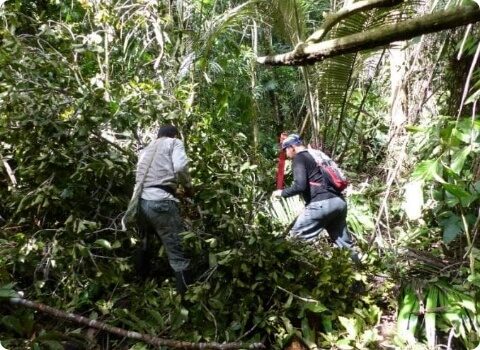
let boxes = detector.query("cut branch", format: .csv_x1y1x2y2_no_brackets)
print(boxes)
1,155,17,187
305,0,404,43
8,297,265,349
91,130,132,157
257,5,480,66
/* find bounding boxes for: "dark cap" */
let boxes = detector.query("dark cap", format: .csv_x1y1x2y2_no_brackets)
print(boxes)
281,134,302,149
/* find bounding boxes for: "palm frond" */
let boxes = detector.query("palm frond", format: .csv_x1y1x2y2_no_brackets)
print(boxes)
396,279,480,348
313,9,368,146
114,0,167,70
396,285,420,345
436,283,480,347
262,0,310,45
312,0,423,148
265,195,304,228
425,285,439,348
200,0,260,59
367,1,422,28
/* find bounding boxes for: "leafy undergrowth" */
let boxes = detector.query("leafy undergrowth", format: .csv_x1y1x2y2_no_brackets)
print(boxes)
0,126,396,349
0,217,395,349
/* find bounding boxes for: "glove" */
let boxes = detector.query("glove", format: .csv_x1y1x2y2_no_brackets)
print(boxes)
184,186,194,198
272,189,283,198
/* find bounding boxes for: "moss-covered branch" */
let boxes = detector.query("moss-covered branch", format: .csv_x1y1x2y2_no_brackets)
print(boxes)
257,5,480,66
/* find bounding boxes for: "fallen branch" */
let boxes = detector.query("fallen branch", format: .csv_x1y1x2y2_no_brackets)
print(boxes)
276,286,319,304
91,130,132,157
8,297,265,349
463,208,480,259
1,154,17,187
305,0,403,43
257,4,480,66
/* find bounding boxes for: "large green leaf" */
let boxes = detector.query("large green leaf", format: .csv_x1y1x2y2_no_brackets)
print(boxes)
450,146,471,174
94,239,112,250
0,284,16,299
412,159,444,183
303,301,328,314
442,183,475,207
339,316,359,340
456,119,480,143
439,212,463,244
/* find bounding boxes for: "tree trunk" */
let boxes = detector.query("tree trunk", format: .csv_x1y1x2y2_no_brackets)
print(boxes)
388,41,408,132
251,20,259,161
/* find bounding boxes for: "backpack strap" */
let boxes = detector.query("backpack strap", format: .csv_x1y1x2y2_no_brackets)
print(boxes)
121,139,163,231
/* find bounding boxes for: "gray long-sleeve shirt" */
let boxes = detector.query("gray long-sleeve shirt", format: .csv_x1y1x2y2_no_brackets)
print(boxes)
136,137,192,201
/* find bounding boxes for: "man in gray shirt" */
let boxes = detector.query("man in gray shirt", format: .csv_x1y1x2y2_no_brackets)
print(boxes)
135,125,193,295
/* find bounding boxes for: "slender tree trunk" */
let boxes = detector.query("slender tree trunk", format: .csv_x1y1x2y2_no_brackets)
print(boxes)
373,38,410,242
300,66,319,141
293,0,319,141
332,53,357,156
263,26,285,134
388,41,408,134
251,20,259,161
339,49,386,163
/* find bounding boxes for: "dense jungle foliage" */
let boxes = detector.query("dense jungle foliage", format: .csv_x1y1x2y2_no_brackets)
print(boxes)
0,0,479,349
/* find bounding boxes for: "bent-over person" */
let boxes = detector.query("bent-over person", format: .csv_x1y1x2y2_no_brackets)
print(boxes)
272,134,360,263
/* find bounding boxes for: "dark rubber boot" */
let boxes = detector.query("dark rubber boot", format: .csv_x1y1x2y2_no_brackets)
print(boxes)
351,251,362,265
175,270,191,296
133,238,151,281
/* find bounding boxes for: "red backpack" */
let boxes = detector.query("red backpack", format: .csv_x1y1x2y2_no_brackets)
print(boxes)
307,149,349,193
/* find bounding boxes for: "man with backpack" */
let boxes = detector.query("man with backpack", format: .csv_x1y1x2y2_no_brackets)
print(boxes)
134,125,194,294
272,134,359,263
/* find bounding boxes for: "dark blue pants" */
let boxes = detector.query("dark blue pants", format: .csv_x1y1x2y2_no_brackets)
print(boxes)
290,197,358,261
137,199,190,272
